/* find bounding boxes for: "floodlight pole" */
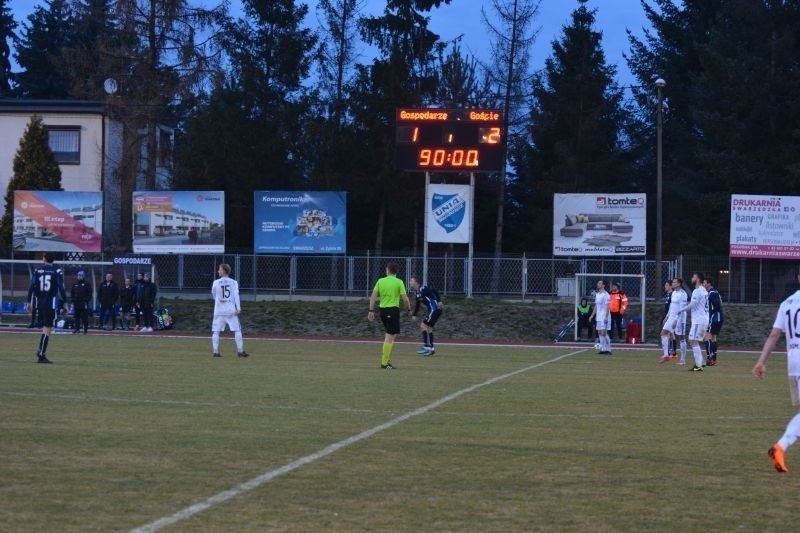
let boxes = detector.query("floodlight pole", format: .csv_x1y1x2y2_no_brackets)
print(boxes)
655,78,666,299
468,172,475,298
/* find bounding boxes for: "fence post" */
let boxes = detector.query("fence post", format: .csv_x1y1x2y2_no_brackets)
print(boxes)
522,253,527,302
177,254,184,291
252,254,257,300
290,256,297,298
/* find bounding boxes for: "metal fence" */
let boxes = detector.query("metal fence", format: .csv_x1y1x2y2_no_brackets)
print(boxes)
1,254,795,304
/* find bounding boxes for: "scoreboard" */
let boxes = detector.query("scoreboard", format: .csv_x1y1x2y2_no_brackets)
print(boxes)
394,108,505,172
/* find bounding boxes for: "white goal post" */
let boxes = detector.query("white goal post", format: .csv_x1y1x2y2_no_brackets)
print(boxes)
0,259,154,313
573,273,646,344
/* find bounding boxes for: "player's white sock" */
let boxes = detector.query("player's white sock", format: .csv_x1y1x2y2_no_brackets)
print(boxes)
661,336,670,357
680,340,687,360
778,413,800,450
692,344,703,368
605,335,612,352
212,331,220,353
235,331,244,352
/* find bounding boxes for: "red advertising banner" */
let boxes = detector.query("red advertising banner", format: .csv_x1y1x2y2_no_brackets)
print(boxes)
13,190,103,252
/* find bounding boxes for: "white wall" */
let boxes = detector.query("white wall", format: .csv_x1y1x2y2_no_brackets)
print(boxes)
0,112,105,196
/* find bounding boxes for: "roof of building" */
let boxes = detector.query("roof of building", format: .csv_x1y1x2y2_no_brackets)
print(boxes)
0,99,105,114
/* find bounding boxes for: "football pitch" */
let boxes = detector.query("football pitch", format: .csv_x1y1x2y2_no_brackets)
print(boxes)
1,331,798,531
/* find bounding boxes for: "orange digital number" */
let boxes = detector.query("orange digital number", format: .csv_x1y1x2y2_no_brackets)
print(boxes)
479,127,501,144
466,150,479,166
419,149,432,166
412,127,419,142
452,150,464,166
433,149,446,166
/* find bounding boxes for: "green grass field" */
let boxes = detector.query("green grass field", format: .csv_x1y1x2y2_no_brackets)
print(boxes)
1,331,798,532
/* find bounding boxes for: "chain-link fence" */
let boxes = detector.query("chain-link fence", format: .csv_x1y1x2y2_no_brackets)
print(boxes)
678,255,799,304
138,254,681,301
2,254,796,304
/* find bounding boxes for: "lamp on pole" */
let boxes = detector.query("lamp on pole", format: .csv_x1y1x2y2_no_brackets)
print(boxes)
655,77,666,296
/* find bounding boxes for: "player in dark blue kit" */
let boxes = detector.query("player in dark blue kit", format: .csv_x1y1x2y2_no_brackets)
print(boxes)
27,252,68,364
409,276,443,356
704,277,724,366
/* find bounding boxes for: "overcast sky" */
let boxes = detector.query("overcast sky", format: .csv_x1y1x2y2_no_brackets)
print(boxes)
7,0,651,87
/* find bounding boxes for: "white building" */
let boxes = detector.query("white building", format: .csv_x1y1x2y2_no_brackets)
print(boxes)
0,99,174,250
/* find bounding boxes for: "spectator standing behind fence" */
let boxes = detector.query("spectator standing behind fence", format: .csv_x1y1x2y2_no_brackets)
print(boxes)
133,272,144,329
577,297,594,340
119,277,135,330
138,273,157,332
98,273,119,330
70,270,92,334
609,282,628,340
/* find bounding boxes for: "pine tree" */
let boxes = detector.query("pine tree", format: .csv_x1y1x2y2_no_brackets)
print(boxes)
355,0,451,252
510,0,629,252
0,0,16,96
0,116,62,247
13,0,75,98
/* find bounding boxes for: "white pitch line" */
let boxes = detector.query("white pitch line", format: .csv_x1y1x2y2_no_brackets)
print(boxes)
129,348,586,533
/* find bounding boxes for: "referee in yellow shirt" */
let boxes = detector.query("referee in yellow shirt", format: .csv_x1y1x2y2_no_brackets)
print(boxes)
368,262,412,369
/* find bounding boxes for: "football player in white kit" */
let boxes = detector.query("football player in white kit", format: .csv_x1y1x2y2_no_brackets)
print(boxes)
589,280,612,355
676,272,709,372
211,263,249,358
753,271,800,473
659,278,688,364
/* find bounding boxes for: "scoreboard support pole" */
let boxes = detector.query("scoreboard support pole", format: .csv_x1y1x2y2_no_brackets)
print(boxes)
423,172,430,285
467,172,475,298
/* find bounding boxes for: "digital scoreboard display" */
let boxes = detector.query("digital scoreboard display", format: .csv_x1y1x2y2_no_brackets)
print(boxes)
394,108,505,172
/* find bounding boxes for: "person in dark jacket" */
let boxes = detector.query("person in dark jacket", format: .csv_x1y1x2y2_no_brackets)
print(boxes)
119,276,135,330
577,297,594,340
97,273,119,330
70,270,93,334
138,272,158,332
133,272,145,329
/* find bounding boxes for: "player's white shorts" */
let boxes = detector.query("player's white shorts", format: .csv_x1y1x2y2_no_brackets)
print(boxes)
688,322,709,342
595,318,610,331
662,315,686,335
212,314,241,332
789,375,800,406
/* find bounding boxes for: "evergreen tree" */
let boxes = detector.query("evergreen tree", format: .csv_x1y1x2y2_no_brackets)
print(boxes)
0,0,15,96
627,0,800,254
13,0,75,98
689,0,800,252
626,0,724,254
174,0,317,251
355,0,450,252
61,0,131,99
0,116,62,247
511,0,629,252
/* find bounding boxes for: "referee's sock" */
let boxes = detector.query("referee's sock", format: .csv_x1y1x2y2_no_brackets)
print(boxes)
381,342,393,366
422,331,429,348
429,332,434,349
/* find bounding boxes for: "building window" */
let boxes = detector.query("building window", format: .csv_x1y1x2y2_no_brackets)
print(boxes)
47,127,81,164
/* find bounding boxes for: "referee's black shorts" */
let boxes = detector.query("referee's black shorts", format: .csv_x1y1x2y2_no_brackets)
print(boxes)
380,307,401,335
709,320,723,336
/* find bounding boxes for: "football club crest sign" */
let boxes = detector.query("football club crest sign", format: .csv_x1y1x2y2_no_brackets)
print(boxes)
426,184,471,243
